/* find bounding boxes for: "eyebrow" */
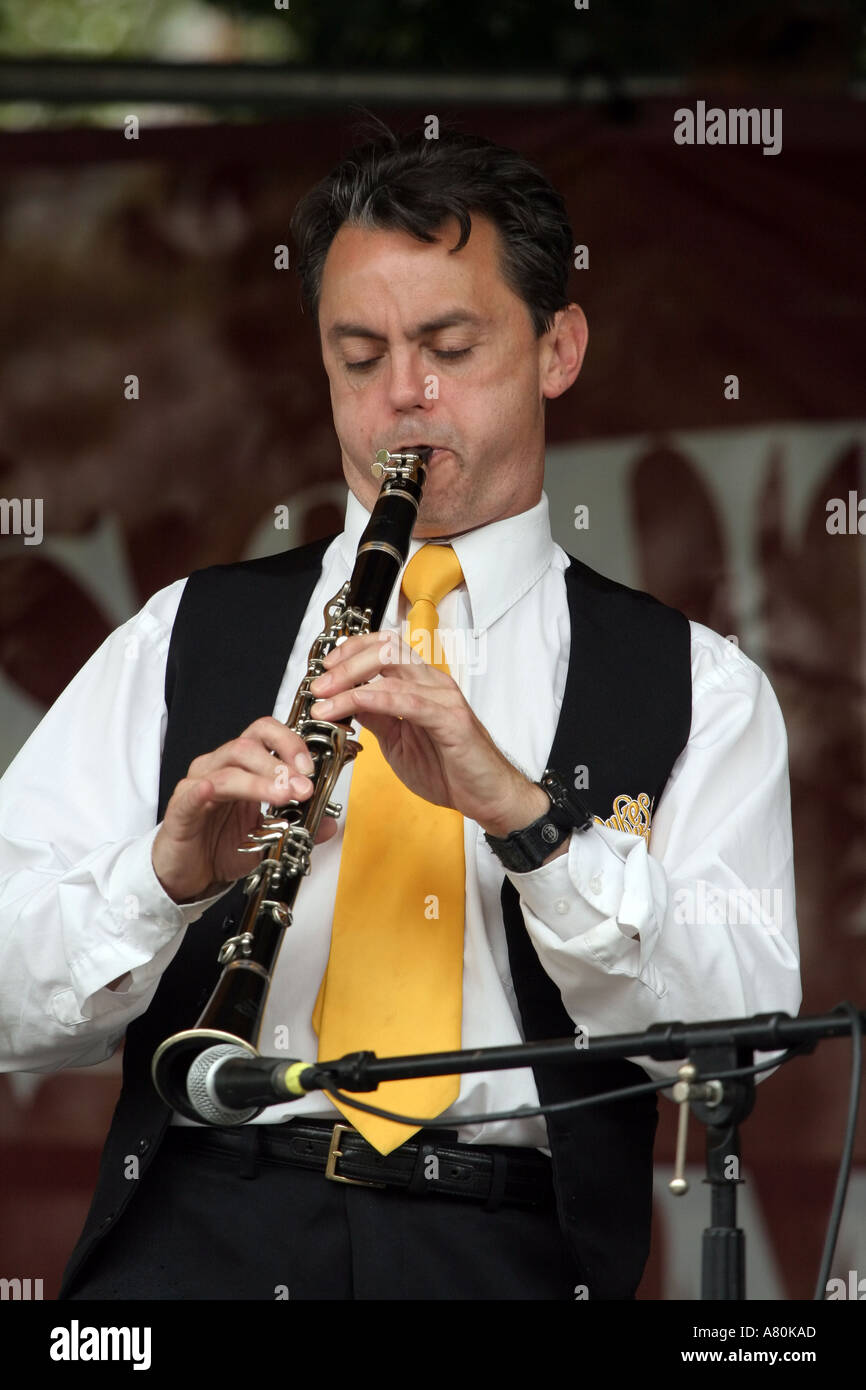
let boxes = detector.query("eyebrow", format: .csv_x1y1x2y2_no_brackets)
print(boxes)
327,310,487,345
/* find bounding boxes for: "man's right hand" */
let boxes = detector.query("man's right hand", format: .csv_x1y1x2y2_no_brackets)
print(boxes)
151,716,337,904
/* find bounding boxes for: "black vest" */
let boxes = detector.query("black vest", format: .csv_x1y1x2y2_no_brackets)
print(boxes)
60,538,691,1300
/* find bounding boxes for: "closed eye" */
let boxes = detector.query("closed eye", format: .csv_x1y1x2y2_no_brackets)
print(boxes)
344,358,382,372
344,347,473,373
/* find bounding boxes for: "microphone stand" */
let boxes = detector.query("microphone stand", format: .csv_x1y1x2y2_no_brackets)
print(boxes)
667,1038,756,1301
212,1006,865,1301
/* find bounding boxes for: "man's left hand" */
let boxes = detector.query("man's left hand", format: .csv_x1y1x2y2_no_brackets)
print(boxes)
309,630,550,838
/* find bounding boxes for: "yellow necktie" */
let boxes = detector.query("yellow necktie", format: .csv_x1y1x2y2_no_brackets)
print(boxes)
312,544,466,1154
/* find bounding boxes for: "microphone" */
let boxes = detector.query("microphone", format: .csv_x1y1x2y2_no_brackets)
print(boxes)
184,1044,319,1126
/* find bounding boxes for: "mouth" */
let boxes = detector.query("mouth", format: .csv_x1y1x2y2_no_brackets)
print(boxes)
394,445,450,462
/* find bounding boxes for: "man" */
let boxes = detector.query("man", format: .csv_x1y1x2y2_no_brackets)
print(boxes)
0,127,801,1300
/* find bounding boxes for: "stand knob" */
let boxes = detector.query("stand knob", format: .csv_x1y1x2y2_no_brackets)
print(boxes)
669,1062,725,1197
670,1063,696,1195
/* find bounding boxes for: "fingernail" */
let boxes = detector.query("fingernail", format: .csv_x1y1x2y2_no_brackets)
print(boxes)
295,751,315,775
291,775,311,795
312,699,332,713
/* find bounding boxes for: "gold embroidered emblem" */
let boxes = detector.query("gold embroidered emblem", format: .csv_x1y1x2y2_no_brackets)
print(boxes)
593,793,654,845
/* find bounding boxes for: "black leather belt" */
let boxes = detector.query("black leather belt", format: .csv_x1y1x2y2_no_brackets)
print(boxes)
167,1120,554,1210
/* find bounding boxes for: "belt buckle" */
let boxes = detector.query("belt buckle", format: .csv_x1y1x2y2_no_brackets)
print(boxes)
325,1123,386,1189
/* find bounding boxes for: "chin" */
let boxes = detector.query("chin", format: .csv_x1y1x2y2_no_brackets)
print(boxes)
415,510,469,539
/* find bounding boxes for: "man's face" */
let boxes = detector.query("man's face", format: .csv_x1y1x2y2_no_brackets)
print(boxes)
317,214,580,537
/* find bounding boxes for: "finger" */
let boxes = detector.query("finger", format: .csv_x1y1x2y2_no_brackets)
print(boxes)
323,630,433,677
241,714,305,744
313,635,440,699
236,717,317,774
320,631,390,669
311,679,458,732
164,777,222,837
171,767,315,825
314,633,396,694
190,738,316,793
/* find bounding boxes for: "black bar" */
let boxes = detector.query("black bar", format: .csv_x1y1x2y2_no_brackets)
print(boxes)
0,60,684,108
308,1006,865,1090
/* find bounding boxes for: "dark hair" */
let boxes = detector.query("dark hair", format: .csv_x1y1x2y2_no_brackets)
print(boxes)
290,123,573,337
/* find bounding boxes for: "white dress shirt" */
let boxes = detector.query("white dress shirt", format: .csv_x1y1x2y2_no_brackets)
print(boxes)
0,489,801,1147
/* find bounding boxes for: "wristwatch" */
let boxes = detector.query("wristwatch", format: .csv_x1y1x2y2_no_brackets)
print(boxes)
483,768,594,872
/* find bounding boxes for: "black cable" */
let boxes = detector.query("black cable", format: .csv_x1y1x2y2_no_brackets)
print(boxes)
322,1074,667,1126
813,1002,863,1300
320,1043,809,1130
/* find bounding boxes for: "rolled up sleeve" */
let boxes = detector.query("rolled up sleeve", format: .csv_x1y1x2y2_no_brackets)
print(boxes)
504,624,801,1079
0,580,230,1071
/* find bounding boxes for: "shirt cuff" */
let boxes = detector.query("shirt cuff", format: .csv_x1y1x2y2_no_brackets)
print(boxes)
503,821,663,960
112,824,235,925
64,827,234,1007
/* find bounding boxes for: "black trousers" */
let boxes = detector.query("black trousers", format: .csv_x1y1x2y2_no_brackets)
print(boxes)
62,1127,580,1301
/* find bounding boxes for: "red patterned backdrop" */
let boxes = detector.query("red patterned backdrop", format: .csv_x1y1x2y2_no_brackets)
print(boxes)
0,98,863,1298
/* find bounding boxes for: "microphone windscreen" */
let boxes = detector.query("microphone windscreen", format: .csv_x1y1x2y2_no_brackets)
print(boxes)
186,1043,260,1125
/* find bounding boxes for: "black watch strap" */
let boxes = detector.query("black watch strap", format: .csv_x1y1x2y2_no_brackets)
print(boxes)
484,768,594,873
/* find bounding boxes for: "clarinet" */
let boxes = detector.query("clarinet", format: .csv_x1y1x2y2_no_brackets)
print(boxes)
152,449,430,1122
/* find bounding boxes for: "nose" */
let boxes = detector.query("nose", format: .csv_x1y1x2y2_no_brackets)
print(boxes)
386,345,434,413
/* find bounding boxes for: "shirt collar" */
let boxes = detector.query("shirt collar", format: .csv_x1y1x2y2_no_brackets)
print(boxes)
337,486,557,634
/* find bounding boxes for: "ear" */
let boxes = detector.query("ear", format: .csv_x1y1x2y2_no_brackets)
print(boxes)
540,303,588,401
